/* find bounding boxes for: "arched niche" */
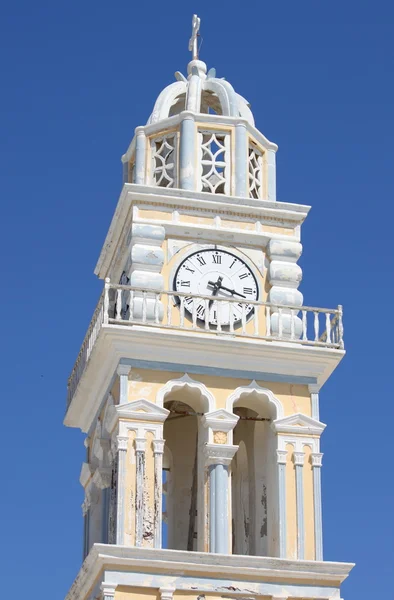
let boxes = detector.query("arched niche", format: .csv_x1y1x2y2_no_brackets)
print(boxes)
160,374,214,552
228,382,282,557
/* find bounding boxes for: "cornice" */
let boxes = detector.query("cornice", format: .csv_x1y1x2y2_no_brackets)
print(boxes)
65,544,355,600
272,413,326,436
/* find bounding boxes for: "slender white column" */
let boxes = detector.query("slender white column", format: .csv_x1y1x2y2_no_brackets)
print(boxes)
153,439,165,549
134,126,146,185
101,583,116,600
204,443,238,554
180,112,196,190
82,496,90,560
117,364,131,405
116,435,128,545
276,449,287,558
312,452,324,560
309,383,320,420
135,437,147,547
294,451,305,559
235,122,248,197
266,148,277,201
159,587,176,600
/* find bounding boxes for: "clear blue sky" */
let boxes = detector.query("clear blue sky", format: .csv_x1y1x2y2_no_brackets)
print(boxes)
1,1,392,598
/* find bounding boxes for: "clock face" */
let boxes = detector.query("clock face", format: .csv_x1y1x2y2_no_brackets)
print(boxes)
173,248,259,327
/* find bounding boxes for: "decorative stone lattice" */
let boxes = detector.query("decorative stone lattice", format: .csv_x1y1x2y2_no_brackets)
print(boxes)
248,144,263,199
199,130,230,194
151,134,176,188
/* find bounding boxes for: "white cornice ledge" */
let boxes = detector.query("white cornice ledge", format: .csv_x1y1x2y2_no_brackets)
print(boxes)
65,545,355,600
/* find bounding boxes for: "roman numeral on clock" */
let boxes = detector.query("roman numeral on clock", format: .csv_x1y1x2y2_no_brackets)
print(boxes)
196,255,206,266
180,281,190,287
212,254,222,264
239,272,249,280
243,287,253,295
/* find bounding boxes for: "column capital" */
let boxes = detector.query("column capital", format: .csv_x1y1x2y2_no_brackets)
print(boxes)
117,363,131,376
153,439,165,454
204,443,238,466
276,449,288,465
101,582,117,599
311,452,323,468
117,435,128,451
308,383,320,393
135,437,147,453
93,467,112,490
293,451,305,466
160,587,176,600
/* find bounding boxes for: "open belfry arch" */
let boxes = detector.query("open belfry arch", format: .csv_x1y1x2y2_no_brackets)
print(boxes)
65,15,353,600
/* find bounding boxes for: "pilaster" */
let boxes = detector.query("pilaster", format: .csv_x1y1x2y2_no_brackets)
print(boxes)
115,434,128,545
276,449,287,558
180,111,196,190
312,452,324,560
153,439,165,549
309,383,320,421
293,450,305,559
235,122,248,197
135,436,147,547
134,126,146,185
117,364,131,405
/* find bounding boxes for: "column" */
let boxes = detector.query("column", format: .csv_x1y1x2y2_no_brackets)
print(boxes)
134,126,146,185
276,449,287,558
82,496,90,560
309,384,320,420
235,122,248,197
153,439,165,549
267,239,303,339
311,452,324,561
117,364,131,405
265,148,277,201
179,111,196,190
101,583,116,600
293,451,305,560
135,437,147,547
116,435,128,545
205,443,238,554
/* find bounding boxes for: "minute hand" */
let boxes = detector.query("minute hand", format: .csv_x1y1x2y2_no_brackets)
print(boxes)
207,281,247,299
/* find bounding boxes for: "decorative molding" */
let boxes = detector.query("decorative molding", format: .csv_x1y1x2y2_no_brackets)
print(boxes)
101,582,116,599
160,588,176,600
156,373,215,411
153,439,165,454
226,380,284,419
276,449,287,465
272,413,326,436
116,398,170,423
202,408,239,432
135,437,147,453
204,443,238,466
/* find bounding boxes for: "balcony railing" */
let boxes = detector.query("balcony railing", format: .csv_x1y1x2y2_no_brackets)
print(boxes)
67,282,344,406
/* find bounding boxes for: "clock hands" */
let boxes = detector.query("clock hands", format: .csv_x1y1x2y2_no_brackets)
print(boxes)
207,280,247,299
208,276,223,309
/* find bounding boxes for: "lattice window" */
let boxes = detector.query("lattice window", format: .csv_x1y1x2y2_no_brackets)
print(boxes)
199,130,230,194
248,144,263,199
151,134,176,188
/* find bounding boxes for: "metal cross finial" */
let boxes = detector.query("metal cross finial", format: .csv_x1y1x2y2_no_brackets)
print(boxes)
188,14,201,60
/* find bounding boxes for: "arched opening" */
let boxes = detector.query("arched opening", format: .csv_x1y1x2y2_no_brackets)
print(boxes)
162,386,209,551
231,391,278,557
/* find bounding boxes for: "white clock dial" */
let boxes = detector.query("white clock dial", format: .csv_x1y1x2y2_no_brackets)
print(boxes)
173,248,259,326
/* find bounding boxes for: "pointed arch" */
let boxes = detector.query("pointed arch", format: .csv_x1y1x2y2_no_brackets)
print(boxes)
156,373,215,413
226,381,284,419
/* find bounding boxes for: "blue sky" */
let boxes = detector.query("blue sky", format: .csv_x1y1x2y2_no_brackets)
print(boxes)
0,1,393,598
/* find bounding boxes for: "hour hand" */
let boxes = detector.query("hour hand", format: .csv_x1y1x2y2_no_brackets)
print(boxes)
207,281,246,299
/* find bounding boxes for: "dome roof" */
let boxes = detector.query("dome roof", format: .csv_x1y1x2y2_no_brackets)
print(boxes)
147,59,255,127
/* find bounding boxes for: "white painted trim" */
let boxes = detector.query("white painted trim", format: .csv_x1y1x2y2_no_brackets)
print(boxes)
156,373,215,412
201,409,239,433
117,399,170,422
272,413,326,436
101,582,117,599
65,544,355,600
204,443,239,466
226,380,284,419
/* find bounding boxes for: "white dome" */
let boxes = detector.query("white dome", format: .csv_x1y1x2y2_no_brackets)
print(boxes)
147,59,255,127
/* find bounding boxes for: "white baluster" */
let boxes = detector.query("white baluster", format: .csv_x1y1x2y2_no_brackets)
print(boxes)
217,300,222,333
290,309,295,340
325,312,331,344
116,288,122,320
205,298,210,330
229,302,234,333
314,311,319,341
278,307,283,338
129,290,134,321
154,293,159,324
338,305,344,349
103,278,110,324
241,302,246,334
167,294,172,326
180,296,185,328
192,298,197,329
142,291,147,323
302,310,307,340
254,305,259,336
266,305,271,337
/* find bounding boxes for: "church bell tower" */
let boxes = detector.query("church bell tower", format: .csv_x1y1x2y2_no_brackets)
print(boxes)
65,15,354,600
